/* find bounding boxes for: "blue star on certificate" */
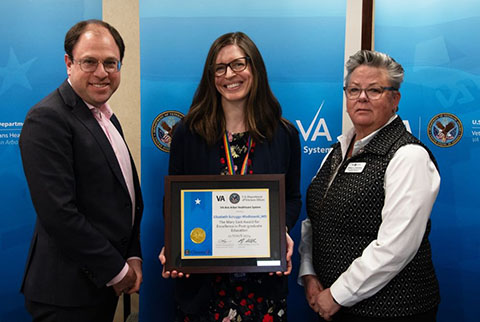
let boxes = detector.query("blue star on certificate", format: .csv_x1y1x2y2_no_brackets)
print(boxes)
195,198,201,205
0,48,37,95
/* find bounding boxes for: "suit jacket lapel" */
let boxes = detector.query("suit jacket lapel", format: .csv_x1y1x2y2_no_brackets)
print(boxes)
111,113,143,209
110,114,143,209
59,80,129,196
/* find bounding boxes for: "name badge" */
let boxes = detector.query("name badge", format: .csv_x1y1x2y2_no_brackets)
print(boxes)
345,162,366,173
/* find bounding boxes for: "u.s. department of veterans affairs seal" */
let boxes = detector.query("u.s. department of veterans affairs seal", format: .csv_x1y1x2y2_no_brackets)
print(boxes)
151,110,184,152
190,227,206,244
229,193,240,204
427,113,463,147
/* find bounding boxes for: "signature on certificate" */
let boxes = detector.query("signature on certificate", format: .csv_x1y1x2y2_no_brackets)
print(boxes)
238,238,258,245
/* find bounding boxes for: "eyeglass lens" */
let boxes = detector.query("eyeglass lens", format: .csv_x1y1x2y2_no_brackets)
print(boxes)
77,58,120,73
345,87,385,100
214,57,248,76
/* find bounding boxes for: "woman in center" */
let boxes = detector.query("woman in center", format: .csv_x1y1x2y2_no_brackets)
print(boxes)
162,32,302,321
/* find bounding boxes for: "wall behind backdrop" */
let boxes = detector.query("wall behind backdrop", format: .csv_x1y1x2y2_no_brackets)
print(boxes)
375,1,480,321
139,0,345,321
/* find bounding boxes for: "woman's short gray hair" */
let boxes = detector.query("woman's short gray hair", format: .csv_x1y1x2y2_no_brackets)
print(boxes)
345,50,404,90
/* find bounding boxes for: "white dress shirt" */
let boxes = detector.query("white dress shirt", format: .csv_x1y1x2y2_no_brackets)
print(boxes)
298,115,440,307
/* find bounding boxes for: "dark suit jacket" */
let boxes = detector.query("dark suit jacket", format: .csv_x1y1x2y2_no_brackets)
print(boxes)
19,80,143,307
168,120,301,313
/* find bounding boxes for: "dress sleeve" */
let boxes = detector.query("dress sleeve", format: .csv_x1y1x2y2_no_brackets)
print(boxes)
169,121,187,175
284,125,302,231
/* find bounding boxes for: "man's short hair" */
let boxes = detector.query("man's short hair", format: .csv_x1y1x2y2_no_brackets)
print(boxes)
64,19,125,62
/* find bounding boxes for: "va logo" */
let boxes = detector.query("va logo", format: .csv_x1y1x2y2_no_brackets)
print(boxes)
295,101,332,142
435,81,475,108
151,110,184,153
229,193,240,204
216,195,225,202
427,113,463,147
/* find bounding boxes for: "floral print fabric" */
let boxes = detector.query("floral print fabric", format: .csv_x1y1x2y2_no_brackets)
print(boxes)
176,274,287,322
220,131,254,175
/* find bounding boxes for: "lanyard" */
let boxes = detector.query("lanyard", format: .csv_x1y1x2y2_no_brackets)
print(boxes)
223,132,252,175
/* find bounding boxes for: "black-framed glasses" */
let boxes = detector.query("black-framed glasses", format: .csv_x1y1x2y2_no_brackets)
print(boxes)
71,57,121,73
343,86,397,100
213,56,250,76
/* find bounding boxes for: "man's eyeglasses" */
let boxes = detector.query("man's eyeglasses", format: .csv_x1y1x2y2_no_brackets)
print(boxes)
213,57,250,76
71,57,121,73
343,86,397,100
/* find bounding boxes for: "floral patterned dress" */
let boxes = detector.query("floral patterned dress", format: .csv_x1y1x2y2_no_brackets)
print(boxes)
176,132,287,322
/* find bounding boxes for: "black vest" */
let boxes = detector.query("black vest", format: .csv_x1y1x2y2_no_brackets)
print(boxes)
307,117,440,317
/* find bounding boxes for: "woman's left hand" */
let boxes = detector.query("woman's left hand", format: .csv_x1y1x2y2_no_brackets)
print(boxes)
271,231,294,276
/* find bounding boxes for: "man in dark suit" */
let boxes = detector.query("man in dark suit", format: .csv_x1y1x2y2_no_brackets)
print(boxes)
19,19,143,321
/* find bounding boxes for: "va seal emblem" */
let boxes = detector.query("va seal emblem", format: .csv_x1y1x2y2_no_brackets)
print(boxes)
190,227,206,244
427,113,463,147
151,111,183,152
229,193,240,204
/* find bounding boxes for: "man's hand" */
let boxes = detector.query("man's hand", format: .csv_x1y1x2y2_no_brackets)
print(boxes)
302,274,324,313
112,264,137,296
125,258,142,294
158,246,190,279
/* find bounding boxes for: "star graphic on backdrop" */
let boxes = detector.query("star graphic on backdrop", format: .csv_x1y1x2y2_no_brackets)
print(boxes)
0,48,37,95
195,198,201,205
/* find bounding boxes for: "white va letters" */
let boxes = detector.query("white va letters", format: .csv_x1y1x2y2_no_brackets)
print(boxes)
296,101,332,142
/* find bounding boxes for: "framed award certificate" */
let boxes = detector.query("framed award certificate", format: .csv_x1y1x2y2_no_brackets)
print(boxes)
164,174,286,273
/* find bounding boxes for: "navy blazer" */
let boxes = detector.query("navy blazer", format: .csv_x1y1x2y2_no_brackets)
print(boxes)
168,120,301,313
19,80,143,306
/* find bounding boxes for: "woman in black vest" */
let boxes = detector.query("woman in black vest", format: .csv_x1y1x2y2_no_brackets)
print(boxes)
298,50,440,322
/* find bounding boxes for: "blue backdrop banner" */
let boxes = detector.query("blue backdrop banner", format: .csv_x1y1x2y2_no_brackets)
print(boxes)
375,1,480,321
0,1,101,320
139,0,346,321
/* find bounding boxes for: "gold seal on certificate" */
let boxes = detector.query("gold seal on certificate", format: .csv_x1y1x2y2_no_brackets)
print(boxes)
190,227,206,244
